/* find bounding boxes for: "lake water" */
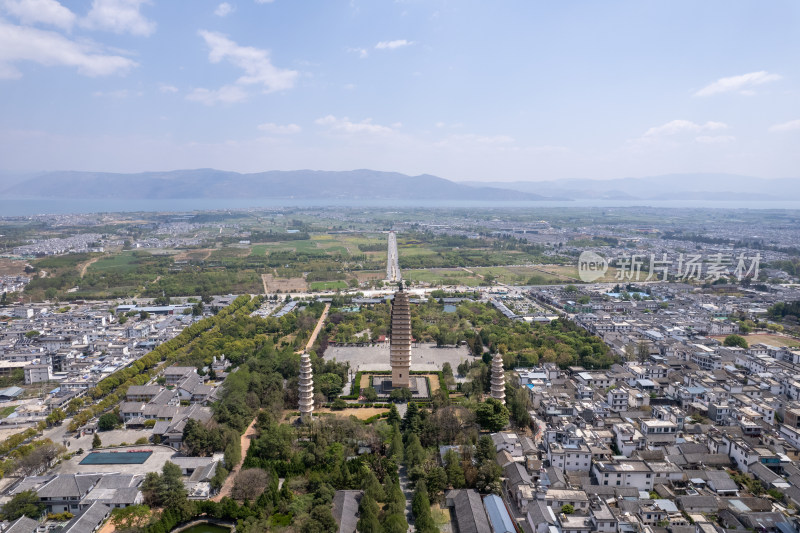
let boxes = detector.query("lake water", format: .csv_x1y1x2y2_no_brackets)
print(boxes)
3,197,800,216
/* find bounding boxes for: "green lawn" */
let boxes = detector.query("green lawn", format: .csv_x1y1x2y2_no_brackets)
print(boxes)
403,268,483,286
250,244,269,257
309,281,349,291
87,252,142,273
0,406,17,418
474,266,567,285
262,240,320,253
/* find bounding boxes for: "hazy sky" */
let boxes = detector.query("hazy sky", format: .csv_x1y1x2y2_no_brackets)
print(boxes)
1,0,799,182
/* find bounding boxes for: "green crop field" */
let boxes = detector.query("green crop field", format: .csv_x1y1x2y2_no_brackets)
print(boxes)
403,268,483,286
309,281,349,291
87,252,142,273
250,244,269,257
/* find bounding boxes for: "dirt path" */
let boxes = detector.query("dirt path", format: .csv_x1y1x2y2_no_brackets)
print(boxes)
461,267,484,280
296,303,330,354
261,273,269,294
79,256,102,278
213,415,259,502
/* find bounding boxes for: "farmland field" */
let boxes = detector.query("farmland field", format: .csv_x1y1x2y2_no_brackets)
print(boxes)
309,281,349,291
402,268,483,286
712,334,800,348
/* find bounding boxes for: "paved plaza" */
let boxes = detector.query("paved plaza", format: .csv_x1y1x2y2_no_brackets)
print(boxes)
55,443,178,475
324,343,478,373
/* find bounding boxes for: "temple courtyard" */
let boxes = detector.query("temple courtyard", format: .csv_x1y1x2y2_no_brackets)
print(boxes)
323,343,477,373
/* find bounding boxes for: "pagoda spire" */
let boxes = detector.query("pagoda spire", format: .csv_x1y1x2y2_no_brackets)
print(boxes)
299,352,314,422
490,353,506,405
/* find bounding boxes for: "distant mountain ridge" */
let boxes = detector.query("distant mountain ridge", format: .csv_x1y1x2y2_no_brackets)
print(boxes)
461,173,800,201
1,169,557,201
4,170,797,202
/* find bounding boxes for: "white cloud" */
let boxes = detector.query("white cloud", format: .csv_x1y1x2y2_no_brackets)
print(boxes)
158,83,178,93
315,115,396,135
2,0,76,30
81,0,155,36
644,120,727,137
347,47,368,59
694,70,782,97
695,135,735,144
186,85,247,105
198,30,298,94
375,39,413,50
769,119,800,132
0,19,136,78
257,122,301,134
214,2,233,17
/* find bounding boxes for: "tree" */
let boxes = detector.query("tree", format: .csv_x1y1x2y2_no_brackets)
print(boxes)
412,480,437,533
475,398,509,432
0,490,44,521
637,341,649,363
624,343,635,361
724,334,748,348
110,504,150,530
476,435,495,463
444,449,466,489
316,373,343,400
389,387,412,403
98,413,119,431
362,387,378,402
387,404,401,425
159,462,188,510
15,441,65,476
361,470,385,502
92,433,102,448
388,426,404,462
232,468,269,501
561,504,575,514
404,434,425,468
141,472,162,507
46,408,66,426
425,466,448,502
356,493,381,533
475,462,502,494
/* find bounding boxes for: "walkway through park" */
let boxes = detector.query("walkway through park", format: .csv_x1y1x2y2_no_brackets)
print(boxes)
296,303,330,354
213,414,259,501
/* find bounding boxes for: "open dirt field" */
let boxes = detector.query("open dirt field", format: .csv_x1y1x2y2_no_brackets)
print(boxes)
712,334,800,348
354,270,386,282
173,248,214,261
262,272,307,292
0,258,29,276
314,407,389,420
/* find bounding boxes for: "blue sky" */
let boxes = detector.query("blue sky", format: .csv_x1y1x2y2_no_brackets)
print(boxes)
0,0,798,182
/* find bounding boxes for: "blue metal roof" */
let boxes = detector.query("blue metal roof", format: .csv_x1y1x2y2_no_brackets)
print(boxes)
483,494,514,533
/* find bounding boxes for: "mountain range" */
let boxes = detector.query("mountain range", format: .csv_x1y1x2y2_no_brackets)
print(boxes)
1,169,554,201
2,169,798,202
463,173,800,201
